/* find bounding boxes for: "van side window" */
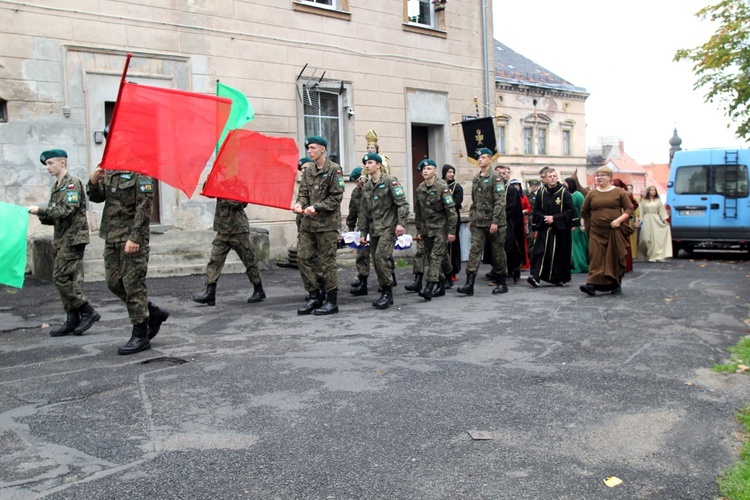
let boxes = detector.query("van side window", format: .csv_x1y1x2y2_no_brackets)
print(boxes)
674,165,709,194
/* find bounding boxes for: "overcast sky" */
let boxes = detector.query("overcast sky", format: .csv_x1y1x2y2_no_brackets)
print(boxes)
492,0,748,165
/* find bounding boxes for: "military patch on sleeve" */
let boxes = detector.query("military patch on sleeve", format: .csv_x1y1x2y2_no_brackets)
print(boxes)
66,191,80,204
338,176,345,189
391,181,398,186
138,179,154,193
67,183,76,190
393,185,405,198
495,179,505,194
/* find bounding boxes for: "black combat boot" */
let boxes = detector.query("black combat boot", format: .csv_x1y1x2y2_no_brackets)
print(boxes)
391,271,397,287
492,275,509,294
247,282,266,303
50,310,80,337
432,278,446,297
404,273,423,292
457,273,476,296
72,302,101,335
147,301,169,340
372,286,393,309
350,276,361,287
418,282,435,301
117,321,151,355
444,275,454,290
350,276,368,296
314,290,339,315
192,283,216,306
298,289,324,315
485,270,498,280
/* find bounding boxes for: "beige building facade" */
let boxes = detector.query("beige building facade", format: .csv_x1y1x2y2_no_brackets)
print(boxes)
0,0,494,272
493,40,589,189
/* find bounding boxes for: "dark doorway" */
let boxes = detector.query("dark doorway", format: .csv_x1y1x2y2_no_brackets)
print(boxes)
411,125,429,202
105,101,161,224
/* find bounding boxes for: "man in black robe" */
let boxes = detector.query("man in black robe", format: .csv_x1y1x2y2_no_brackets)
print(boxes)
496,166,524,283
442,164,463,286
527,168,578,287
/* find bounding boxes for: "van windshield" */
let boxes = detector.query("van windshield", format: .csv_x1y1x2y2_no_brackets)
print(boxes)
674,164,749,198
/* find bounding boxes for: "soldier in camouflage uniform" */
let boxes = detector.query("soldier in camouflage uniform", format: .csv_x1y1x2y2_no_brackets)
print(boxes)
87,130,169,355
413,159,457,300
192,197,265,306
346,167,371,296
457,148,508,296
293,136,344,316
357,152,410,309
28,149,101,337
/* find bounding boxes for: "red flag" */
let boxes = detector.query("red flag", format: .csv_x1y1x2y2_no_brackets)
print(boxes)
202,130,298,210
101,82,231,198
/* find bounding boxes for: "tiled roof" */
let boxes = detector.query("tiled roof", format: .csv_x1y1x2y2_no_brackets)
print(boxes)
494,40,588,94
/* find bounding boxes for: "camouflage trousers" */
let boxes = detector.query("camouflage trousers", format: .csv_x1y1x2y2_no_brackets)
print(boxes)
205,233,261,286
53,244,88,312
298,230,338,293
423,234,452,283
411,239,424,275
369,234,396,286
355,247,370,278
104,241,150,325
466,225,508,276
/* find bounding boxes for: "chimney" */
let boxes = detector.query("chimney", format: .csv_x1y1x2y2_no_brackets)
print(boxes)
619,140,625,153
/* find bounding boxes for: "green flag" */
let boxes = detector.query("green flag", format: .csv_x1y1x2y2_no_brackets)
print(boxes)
216,82,254,153
0,201,29,288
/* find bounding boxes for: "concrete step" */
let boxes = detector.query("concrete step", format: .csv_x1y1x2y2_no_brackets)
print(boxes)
31,229,270,283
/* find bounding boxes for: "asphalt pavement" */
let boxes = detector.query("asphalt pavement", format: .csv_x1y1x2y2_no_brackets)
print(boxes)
1,253,749,499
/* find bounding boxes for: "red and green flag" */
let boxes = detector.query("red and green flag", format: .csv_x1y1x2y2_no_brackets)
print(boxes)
216,82,254,153
203,130,298,210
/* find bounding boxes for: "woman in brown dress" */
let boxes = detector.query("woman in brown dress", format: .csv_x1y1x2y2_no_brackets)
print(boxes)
580,167,634,296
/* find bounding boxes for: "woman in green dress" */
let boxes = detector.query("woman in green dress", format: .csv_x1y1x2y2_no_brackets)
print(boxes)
565,177,589,274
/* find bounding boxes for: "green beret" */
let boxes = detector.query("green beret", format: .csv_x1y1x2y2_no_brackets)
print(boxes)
349,167,363,180
475,147,493,158
418,158,437,172
528,179,540,186
305,136,328,148
362,152,382,164
298,157,313,171
40,149,67,164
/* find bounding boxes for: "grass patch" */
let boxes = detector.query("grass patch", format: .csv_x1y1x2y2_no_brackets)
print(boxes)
717,404,750,500
713,337,750,373
394,258,411,268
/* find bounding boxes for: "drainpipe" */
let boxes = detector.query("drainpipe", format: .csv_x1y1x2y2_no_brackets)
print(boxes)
481,0,491,117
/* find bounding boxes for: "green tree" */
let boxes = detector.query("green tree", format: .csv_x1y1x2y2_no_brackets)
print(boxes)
675,0,750,140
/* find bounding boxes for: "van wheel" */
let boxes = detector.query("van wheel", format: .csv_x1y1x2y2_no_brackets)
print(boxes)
671,240,681,257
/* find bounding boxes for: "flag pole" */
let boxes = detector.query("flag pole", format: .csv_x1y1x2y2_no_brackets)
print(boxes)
100,52,132,167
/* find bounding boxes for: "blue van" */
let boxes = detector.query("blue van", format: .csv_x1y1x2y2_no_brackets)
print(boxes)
666,148,750,254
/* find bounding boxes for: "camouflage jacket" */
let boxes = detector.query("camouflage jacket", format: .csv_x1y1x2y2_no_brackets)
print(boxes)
37,172,90,249
346,184,363,231
469,168,506,228
295,159,344,232
358,174,410,238
213,198,250,235
414,178,457,237
87,170,153,245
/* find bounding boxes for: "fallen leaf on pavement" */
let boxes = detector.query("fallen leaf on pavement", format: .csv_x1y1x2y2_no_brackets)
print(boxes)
604,476,622,487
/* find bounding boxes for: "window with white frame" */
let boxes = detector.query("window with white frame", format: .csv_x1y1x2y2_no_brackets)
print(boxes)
522,113,551,156
407,0,435,27
303,0,336,8
523,127,533,155
300,83,351,167
497,124,507,154
561,120,575,156
537,127,547,155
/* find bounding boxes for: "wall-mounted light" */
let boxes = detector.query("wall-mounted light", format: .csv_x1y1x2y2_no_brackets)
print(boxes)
93,130,105,144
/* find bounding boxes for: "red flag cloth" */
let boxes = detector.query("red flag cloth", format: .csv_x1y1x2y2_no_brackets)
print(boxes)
101,82,231,198
202,130,299,210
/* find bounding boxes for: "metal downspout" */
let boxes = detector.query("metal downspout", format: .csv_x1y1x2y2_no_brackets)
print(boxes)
481,0,491,117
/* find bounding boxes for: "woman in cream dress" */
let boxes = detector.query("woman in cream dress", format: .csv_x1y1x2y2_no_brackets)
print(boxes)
637,186,673,262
